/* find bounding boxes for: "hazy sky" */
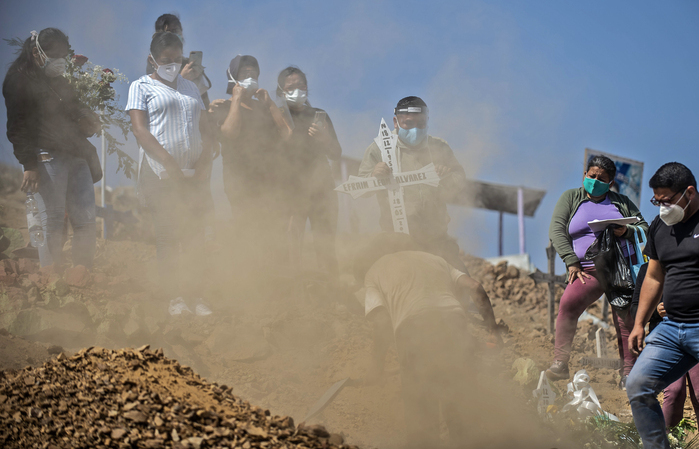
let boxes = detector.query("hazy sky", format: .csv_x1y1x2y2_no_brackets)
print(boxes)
1,0,698,271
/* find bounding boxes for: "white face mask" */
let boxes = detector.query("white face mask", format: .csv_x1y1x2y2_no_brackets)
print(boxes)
237,77,259,93
659,189,690,226
44,58,67,78
35,36,67,78
150,55,181,83
285,89,307,107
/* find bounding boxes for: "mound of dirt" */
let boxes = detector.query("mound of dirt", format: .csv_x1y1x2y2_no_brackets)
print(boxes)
0,328,56,371
0,345,356,449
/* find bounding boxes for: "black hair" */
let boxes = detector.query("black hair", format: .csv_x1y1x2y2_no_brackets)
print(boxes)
4,28,69,81
276,66,307,96
395,96,428,114
649,162,697,193
155,13,182,33
149,31,183,61
353,233,417,283
586,155,617,180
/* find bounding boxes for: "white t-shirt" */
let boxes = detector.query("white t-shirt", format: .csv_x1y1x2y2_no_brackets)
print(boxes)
364,251,467,332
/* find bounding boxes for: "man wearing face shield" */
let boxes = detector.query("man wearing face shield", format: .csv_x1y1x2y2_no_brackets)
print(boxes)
358,97,498,339
359,97,466,268
625,162,699,449
208,56,292,268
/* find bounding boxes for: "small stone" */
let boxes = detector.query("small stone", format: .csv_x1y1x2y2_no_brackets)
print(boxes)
111,428,127,439
65,265,90,288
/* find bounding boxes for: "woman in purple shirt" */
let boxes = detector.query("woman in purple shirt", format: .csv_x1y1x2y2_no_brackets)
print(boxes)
547,155,648,384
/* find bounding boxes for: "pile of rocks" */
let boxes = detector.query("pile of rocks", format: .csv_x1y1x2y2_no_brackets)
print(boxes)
463,256,564,313
0,345,354,448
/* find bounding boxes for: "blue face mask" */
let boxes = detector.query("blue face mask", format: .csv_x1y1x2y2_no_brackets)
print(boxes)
397,126,428,146
583,177,611,197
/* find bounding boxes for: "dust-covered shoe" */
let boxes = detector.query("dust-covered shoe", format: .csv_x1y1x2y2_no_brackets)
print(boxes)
619,375,628,390
194,299,212,317
168,297,193,316
546,360,570,380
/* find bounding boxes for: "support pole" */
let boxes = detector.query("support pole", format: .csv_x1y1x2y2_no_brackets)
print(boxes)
517,187,525,254
100,110,106,239
498,211,504,256
546,242,556,334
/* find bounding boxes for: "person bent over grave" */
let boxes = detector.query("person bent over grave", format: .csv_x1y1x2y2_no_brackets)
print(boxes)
354,233,500,448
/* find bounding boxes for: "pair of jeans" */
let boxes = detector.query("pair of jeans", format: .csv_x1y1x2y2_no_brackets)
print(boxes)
626,319,699,449
35,151,96,268
139,164,207,301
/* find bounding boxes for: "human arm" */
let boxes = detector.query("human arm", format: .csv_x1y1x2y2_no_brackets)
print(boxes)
629,259,665,356
255,88,292,142
219,84,245,140
432,138,467,201
193,113,214,181
128,109,185,182
358,142,389,178
3,73,40,177
308,112,342,161
620,195,650,240
454,272,501,345
549,189,579,268
180,61,196,81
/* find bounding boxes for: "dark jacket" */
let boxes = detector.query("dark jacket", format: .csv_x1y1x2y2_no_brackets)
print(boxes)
4,69,97,174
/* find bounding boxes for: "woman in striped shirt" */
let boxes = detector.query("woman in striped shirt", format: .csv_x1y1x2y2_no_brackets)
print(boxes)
126,31,213,317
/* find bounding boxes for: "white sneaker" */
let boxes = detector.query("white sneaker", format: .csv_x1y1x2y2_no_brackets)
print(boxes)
194,299,212,317
168,297,193,316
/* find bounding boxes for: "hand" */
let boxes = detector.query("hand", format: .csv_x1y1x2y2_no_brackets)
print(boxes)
629,324,646,356
78,113,101,137
229,84,245,103
180,61,196,81
486,328,503,348
613,225,628,237
435,164,451,177
164,160,186,183
567,264,592,285
309,122,330,143
21,170,39,192
657,302,666,318
371,162,392,177
254,88,272,105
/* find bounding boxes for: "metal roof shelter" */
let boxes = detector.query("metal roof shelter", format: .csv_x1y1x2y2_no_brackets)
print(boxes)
450,179,547,255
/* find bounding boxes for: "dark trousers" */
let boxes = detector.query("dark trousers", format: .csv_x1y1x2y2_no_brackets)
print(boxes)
140,164,207,300
395,310,475,448
288,188,339,276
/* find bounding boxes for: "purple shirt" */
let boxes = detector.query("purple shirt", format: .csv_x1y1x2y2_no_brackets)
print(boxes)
569,197,634,267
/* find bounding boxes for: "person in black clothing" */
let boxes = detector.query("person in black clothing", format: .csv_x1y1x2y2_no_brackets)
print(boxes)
3,28,101,269
277,67,342,276
208,56,292,268
626,162,699,449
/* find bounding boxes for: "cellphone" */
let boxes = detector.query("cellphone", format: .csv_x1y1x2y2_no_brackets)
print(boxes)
189,51,203,66
313,110,327,126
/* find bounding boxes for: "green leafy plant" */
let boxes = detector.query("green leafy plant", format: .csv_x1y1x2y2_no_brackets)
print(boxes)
4,37,135,178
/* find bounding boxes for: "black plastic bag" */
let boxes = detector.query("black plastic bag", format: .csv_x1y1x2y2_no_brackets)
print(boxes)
583,225,635,310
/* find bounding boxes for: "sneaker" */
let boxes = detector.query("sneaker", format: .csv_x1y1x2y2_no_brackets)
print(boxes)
619,375,628,390
546,360,570,380
194,299,212,317
168,297,193,316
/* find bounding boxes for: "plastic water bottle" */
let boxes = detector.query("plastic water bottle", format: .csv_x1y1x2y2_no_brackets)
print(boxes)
25,192,45,247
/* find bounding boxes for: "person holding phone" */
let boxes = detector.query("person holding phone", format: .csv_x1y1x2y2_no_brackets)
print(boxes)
208,56,292,268
127,31,213,317
276,66,342,276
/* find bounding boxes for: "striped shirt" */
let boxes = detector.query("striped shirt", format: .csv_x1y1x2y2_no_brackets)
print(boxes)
126,74,205,179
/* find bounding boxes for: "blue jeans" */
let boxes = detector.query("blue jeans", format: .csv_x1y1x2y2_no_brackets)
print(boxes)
35,152,96,268
626,319,699,449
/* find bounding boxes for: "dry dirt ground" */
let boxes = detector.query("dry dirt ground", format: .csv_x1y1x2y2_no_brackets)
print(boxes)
1,166,695,448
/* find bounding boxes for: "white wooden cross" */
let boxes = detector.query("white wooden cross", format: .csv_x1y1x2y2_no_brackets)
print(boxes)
532,371,556,415
334,118,440,234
